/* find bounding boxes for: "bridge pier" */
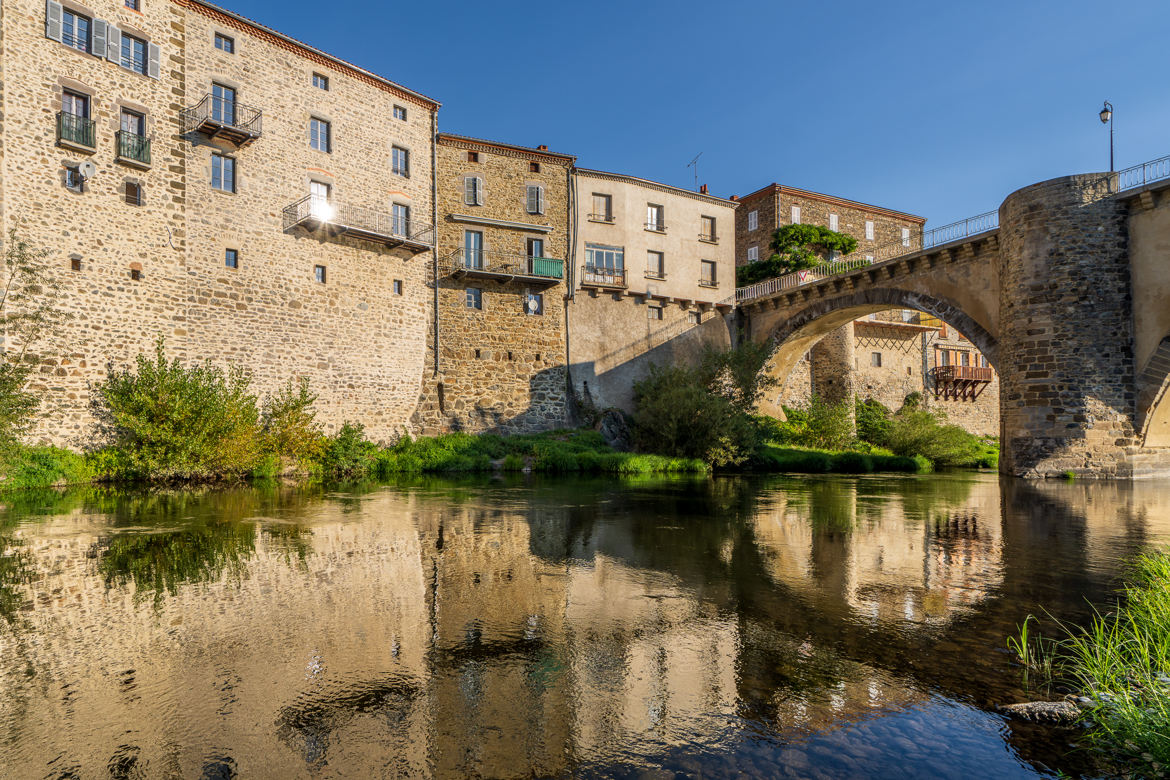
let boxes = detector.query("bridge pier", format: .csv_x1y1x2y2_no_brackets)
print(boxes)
997,173,1139,478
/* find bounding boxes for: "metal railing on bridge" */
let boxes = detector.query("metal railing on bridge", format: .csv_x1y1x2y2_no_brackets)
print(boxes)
1116,154,1170,192
735,210,999,303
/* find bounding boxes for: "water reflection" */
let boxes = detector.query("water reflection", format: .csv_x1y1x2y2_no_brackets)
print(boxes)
0,474,1168,778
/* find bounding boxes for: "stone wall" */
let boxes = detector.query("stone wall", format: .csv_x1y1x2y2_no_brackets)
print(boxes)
412,136,573,435
3,0,438,445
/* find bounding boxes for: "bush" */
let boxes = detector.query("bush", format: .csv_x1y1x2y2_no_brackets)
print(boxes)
91,339,261,481
318,421,379,480
261,377,325,465
633,364,753,466
0,445,92,490
802,395,856,451
884,407,985,468
855,397,892,446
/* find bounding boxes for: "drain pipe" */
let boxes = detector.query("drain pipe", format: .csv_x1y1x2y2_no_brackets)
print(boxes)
564,166,577,414
430,109,439,379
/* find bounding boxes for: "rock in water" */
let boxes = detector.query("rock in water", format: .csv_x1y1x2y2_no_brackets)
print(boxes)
998,700,1082,723
596,409,633,452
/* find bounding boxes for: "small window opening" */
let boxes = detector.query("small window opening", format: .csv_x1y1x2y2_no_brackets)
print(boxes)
314,265,326,283
130,268,142,281
529,162,540,173
70,257,82,272
474,349,481,359
467,151,479,162
393,279,403,295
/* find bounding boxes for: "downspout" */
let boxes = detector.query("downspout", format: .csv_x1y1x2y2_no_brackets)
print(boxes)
430,109,439,378
563,166,577,412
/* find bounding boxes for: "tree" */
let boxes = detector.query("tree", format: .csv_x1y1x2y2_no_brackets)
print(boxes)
736,224,859,286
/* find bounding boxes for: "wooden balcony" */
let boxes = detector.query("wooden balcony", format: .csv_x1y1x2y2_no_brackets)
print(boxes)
446,249,563,286
931,365,994,400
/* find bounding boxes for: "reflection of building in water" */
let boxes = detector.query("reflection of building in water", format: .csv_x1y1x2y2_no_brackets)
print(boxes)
750,478,1004,625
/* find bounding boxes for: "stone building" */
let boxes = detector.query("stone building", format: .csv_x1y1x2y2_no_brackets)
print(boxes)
567,169,737,413
2,0,438,444
413,134,574,434
733,183,926,268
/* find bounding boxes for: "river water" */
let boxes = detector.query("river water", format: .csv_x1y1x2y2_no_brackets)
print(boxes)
1,473,1168,779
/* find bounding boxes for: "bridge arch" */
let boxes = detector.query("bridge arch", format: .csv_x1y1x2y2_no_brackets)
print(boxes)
1137,335,1170,448
754,286,999,392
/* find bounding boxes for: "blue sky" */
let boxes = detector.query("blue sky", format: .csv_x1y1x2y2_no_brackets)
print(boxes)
235,0,1170,227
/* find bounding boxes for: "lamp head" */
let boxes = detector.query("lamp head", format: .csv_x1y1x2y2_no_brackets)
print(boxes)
1099,101,1112,125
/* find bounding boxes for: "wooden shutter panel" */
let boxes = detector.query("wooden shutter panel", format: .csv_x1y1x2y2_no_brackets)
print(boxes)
537,186,545,214
92,18,107,55
464,176,474,205
475,177,484,206
106,24,120,63
526,185,536,213
147,42,160,79
45,0,63,41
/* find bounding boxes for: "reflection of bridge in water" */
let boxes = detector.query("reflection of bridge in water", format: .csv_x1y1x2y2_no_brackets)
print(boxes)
2,477,1169,777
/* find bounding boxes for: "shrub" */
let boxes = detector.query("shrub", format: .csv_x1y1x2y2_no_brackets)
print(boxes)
260,377,324,465
317,421,379,480
91,339,261,481
801,395,856,451
633,364,753,465
884,407,984,468
855,397,892,446
0,445,92,491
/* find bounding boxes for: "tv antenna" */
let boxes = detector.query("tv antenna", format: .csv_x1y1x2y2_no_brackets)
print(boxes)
687,152,703,191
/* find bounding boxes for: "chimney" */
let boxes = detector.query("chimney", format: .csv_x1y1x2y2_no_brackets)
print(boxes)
730,195,738,202
537,144,548,151
699,184,708,194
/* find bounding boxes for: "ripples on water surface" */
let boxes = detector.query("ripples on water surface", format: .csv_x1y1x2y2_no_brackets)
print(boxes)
1,473,1168,778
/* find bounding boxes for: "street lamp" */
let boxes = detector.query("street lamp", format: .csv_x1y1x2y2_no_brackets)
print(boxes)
1099,100,1114,172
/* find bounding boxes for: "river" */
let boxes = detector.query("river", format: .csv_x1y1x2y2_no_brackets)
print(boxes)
1,473,1168,778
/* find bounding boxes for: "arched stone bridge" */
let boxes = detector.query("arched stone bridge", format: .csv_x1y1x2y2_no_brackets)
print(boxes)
737,166,1170,479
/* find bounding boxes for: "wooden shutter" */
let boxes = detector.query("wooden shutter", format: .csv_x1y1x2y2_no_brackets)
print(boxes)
537,186,544,214
45,0,63,41
106,24,120,63
475,177,484,206
147,42,160,79
464,176,474,205
92,19,107,55
526,185,536,213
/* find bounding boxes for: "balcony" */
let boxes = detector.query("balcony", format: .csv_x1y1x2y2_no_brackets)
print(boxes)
698,278,719,289
180,94,262,146
699,232,718,244
580,265,626,289
56,112,95,153
644,222,667,233
588,212,614,224
447,249,564,286
282,195,434,252
116,131,151,168
931,365,994,401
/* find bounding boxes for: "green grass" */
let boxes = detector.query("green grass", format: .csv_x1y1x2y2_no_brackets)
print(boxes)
374,430,709,476
754,443,926,474
1060,551,1170,769
0,445,93,492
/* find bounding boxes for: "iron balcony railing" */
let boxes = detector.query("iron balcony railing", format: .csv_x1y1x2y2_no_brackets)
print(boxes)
447,249,563,281
588,212,615,223
933,365,994,383
180,94,262,142
699,232,718,243
116,131,151,166
735,209,1000,303
644,222,666,233
580,265,627,288
56,111,95,149
699,277,719,288
1116,154,1170,192
282,195,434,249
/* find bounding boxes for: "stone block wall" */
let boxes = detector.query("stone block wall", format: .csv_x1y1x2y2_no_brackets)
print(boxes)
413,135,573,435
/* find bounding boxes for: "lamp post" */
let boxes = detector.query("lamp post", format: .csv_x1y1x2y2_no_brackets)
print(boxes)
1099,100,1114,172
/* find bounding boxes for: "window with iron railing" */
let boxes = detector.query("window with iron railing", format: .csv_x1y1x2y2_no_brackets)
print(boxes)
646,250,664,279
590,193,613,222
62,10,90,52
700,259,718,287
700,216,717,242
57,111,95,149
645,204,664,232
121,33,147,74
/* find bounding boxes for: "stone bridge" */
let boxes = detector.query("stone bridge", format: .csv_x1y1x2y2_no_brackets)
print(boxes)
738,167,1170,479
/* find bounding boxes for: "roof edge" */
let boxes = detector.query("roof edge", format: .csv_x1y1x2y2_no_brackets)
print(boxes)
739,182,926,224
438,133,575,163
574,167,739,207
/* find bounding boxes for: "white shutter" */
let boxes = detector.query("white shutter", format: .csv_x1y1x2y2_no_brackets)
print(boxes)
464,177,474,205
829,213,838,231
526,185,537,214
537,186,544,214
106,24,121,63
147,42,160,79
92,18,107,55
45,0,63,42
475,177,484,206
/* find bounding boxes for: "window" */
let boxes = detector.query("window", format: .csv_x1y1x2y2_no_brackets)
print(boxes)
124,181,142,205
790,205,801,224
591,193,612,222
393,105,407,121
939,349,951,367
463,176,484,206
62,90,89,118
865,254,874,263
747,210,758,231
467,151,479,163
865,220,875,240
960,352,971,367
70,257,82,272
309,181,330,216
646,250,664,278
211,83,235,124
125,0,139,11
62,9,90,52
391,146,409,176
312,72,329,90
393,279,403,296
214,33,234,53
121,32,147,74
871,352,882,367
225,248,238,269
65,166,83,192
829,213,839,231
526,184,545,215
688,311,701,325
747,246,758,262
121,109,145,137
647,304,663,321
526,237,544,261
700,215,717,241
130,268,142,281
392,203,410,236
529,162,540,173
465,287,482,309
463,231,483,269
314,265,327,284
700,259,717,286
901,227,911,247
525,292,544,316
211,153,235,192
310,118,331,152
646,204,664,231
584,244,623,270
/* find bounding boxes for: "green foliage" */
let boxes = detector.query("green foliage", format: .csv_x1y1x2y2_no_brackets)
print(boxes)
0,445,92,491
260,377,325,465
91,338,261,481
697,340,779,413
802,395,856,451
318,421,379,480
882,407,986,468
855,397,892,445
736,224,859,286
632,364,753,466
